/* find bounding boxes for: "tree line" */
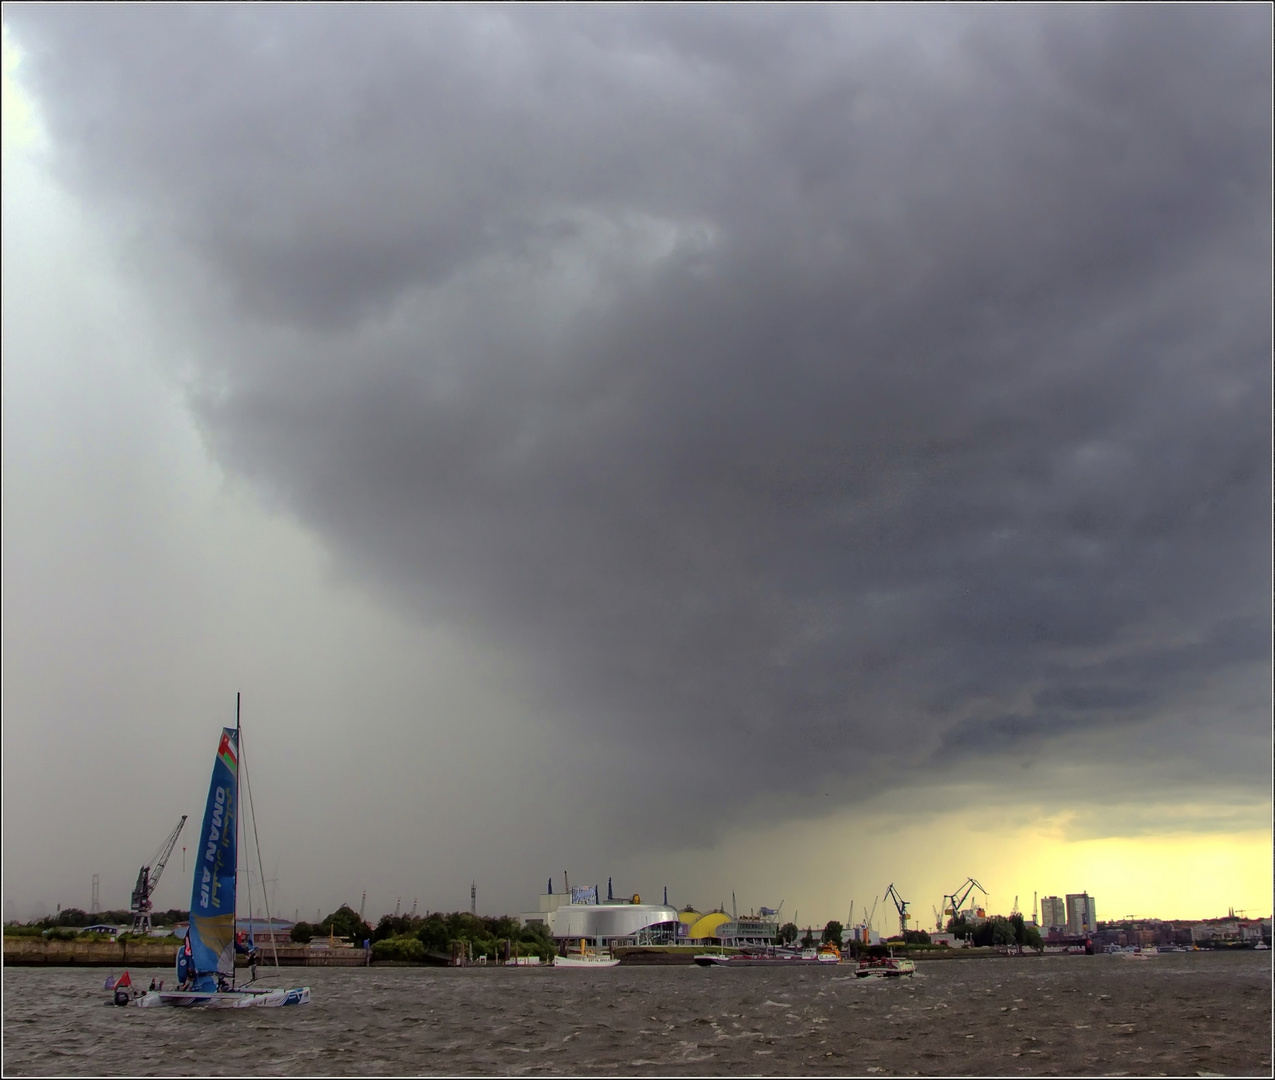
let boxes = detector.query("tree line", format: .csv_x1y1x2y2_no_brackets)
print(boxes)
288,905,557,963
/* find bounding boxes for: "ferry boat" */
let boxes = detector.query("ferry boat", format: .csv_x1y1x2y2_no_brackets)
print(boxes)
855,952,916,978
693,944,840,967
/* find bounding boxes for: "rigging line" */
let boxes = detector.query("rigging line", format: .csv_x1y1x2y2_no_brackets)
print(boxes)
240,726,280,972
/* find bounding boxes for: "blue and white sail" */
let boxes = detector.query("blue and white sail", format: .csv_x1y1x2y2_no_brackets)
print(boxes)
187,727,239,991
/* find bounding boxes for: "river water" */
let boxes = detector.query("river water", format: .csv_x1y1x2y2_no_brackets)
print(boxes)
3,951,1270,1076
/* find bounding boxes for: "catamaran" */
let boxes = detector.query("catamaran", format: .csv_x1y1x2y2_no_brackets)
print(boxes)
131,699,310,1008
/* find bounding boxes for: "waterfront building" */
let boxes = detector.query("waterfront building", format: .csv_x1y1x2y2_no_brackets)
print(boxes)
1065,893,1097,936
517,891,680,946
1040,896,1066,929
685,910,730,943
714,916,779,948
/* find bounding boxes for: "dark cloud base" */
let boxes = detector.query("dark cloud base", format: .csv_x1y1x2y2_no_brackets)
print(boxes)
8,4,1271,832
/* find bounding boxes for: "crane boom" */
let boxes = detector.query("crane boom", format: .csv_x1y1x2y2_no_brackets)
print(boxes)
129,815,187,935
148,815,187,894
944,876,988,923
883,883,910,939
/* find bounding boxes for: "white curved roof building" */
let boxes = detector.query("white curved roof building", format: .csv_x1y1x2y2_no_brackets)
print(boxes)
519,895,681,945
552,903,680,945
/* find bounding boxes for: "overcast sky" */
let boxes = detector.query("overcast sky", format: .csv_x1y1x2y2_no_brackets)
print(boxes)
3,5,1270,929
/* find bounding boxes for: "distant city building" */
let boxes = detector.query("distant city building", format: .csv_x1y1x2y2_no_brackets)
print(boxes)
1065,893,1097,935
1040,896,1066,929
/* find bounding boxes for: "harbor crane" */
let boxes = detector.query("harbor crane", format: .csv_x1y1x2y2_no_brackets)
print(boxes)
130,815,187,935
883,883,910,939
942,877,988,925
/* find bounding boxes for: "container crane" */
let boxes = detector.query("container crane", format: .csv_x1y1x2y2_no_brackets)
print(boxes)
883,883,910,939
130,815,187,935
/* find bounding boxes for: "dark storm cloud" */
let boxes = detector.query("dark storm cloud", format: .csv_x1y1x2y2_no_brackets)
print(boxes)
8,5,1270,824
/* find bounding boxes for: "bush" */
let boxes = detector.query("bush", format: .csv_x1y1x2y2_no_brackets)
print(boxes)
372,935,426,962
42,928,78,941
290,922,314,944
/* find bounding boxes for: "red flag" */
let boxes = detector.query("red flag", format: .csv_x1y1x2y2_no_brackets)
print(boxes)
115,970,131,989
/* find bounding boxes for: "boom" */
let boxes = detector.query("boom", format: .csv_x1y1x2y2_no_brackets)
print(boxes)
942,877,988,926
883,883,910,938
130,815,188,935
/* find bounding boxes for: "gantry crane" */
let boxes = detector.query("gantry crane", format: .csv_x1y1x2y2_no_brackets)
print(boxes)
130,815,187,935
883,883,910,938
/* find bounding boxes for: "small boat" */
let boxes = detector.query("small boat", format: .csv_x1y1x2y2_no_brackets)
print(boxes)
126,699,310,1008
553,939,620,968
1253,942,1269,951
1116,947,1157,960
855,951,916,978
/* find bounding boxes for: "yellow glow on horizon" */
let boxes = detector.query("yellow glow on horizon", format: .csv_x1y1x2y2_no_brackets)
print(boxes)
641,797,1273,930
992,826,1273,923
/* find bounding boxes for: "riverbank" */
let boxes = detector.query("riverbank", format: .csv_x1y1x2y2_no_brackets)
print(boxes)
2,938,370,968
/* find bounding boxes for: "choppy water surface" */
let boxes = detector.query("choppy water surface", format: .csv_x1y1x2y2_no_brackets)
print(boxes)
4,952,1271,1076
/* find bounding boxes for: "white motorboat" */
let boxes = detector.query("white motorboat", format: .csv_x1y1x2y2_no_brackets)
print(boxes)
554,940,620,967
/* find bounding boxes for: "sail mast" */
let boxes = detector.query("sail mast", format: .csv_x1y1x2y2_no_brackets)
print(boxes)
234,693,241,990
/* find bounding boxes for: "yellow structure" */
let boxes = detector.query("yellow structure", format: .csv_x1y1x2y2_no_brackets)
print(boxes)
687,912,731,941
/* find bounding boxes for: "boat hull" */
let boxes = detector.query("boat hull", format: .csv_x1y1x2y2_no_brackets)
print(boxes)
855,960,916,978
694,952,839,967
552,955,620,968
135,986,310,1008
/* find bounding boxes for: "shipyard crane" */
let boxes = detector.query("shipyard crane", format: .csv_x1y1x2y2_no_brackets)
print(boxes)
933,905,943,932
942,877,988,925
883,883,910,939
130,815,187,935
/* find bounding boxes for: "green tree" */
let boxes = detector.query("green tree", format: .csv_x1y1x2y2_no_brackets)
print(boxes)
800,928,815,948
372,935,426,962
779,923,799,945
290,921,314,944
822,921,844,948
319,905,373,944
416,914,450,955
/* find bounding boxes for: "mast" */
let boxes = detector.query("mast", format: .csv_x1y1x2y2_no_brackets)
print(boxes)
235,692,242,989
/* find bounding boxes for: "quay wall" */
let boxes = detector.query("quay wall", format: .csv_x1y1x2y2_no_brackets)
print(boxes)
2,939,370,968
